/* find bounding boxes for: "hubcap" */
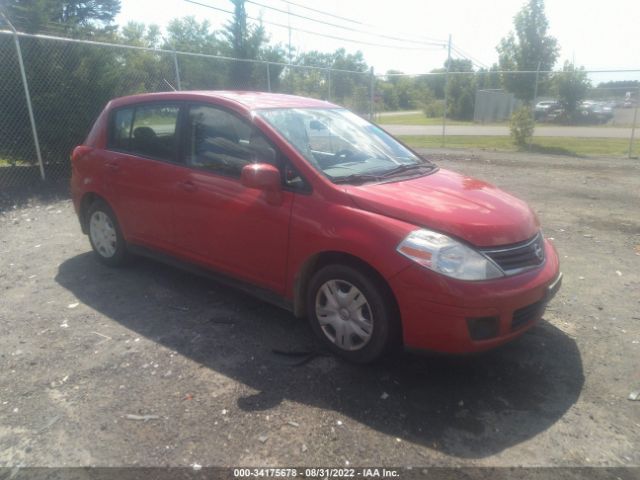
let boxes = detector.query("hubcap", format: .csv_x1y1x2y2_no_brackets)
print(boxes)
89,211,117,258
315,279,373,351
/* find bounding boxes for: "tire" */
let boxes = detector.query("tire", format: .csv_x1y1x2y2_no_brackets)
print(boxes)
306,264,399,363
86,199,128,267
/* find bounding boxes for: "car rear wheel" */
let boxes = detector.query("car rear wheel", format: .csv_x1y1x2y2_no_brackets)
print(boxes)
307,264,398,363
87,199,128,266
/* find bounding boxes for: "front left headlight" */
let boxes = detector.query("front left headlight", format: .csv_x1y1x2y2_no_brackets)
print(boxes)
397,229,504,281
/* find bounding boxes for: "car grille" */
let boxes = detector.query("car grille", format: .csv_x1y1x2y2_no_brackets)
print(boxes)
481,232,545,274
512,299,546,330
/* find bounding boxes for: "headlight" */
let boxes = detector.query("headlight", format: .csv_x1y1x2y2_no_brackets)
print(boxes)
397,229,503,281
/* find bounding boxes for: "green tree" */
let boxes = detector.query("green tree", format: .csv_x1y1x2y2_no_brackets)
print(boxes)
3,0,120,35
497,0,558,102
377,81,398,111
291,49,368,109
476,64,501,90
594,80,639,101
115,22,176,93
289,53,330,99
165,17,226,89
394,76,423,110
165,16,219,53
329,49,368,108
0,0,122,171
425,68,446,99
554,61,591,120
445,59,476,121
221,0,270,89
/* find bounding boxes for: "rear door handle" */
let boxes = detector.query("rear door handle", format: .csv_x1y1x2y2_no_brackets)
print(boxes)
105,161,120,172
179,180,197,193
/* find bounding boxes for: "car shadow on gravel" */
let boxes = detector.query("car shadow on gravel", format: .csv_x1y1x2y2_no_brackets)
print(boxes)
56,252,584,459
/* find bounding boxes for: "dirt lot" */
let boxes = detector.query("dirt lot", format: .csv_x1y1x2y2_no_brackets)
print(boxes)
1,149,639,470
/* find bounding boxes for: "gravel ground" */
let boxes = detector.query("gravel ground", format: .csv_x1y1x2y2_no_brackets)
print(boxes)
0,149,639,469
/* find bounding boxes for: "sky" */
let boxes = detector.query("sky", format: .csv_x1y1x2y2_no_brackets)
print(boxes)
116,0,640,82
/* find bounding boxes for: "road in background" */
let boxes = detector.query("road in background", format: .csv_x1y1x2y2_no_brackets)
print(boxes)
384,124,634,138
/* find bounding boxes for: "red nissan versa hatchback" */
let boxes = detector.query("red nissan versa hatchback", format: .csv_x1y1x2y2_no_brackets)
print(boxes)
71,91,562,363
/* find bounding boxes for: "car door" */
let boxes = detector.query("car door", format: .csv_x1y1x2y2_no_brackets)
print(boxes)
172,103,295,294
102,102,182,250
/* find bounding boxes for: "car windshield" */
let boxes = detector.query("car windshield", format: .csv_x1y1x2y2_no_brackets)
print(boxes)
257,108,435,183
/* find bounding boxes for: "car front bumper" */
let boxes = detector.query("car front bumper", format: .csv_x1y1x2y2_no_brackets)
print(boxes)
388,239,562,354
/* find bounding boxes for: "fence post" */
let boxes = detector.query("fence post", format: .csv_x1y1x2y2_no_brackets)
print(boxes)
173,51,181,90
266,62,271,92
442,34,452,147
369,66,375,121
1,14,45,181
528,61,541,150
629,86,639,158
327,68,331,101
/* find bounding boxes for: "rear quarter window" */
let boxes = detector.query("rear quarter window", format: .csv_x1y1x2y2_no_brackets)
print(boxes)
108,108,134,150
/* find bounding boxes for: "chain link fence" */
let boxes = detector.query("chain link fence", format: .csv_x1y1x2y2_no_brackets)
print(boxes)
1,28,639,192
0,29,371,189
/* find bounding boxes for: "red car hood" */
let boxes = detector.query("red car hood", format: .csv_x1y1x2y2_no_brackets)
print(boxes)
344,168,539,247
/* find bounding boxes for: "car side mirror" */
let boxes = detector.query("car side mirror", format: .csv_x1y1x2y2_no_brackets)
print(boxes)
241,163,283,205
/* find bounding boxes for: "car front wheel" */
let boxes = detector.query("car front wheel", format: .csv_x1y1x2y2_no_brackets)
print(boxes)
307,264,399,363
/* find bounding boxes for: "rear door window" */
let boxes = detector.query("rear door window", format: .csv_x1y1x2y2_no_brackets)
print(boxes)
108,103,180,162
130,105,180,161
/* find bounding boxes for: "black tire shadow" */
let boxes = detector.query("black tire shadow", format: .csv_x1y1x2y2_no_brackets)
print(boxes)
55,252,584,459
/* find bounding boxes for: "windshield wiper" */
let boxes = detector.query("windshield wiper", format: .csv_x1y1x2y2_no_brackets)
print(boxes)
380,163,434,178
332,173,382,184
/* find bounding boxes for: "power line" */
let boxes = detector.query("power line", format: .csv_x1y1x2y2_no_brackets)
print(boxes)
243,0,446,47
451,44,489,69
451,47,487,70
276,0,369,26
184,0,446,51
273,0,447,45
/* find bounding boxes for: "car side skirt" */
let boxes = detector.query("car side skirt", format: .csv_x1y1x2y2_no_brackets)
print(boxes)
127,244,294,314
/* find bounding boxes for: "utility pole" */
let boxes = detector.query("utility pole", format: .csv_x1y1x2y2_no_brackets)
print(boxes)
287,5,292,64
528,60,541,150
369,67,375,121
287,5,293,93
532,61,541,108
266,62,271,92
629,86,639,158
441,34,452,147
172,52,181,90
161,33,181,91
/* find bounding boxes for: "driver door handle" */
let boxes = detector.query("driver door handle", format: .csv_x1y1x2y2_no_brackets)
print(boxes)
179,180,198,193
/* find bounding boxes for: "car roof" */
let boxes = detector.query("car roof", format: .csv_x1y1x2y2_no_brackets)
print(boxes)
108,90,338,111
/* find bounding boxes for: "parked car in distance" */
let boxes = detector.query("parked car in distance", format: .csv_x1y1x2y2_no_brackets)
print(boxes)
71,91,562,363
579,100,614,124
534,100,561,121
